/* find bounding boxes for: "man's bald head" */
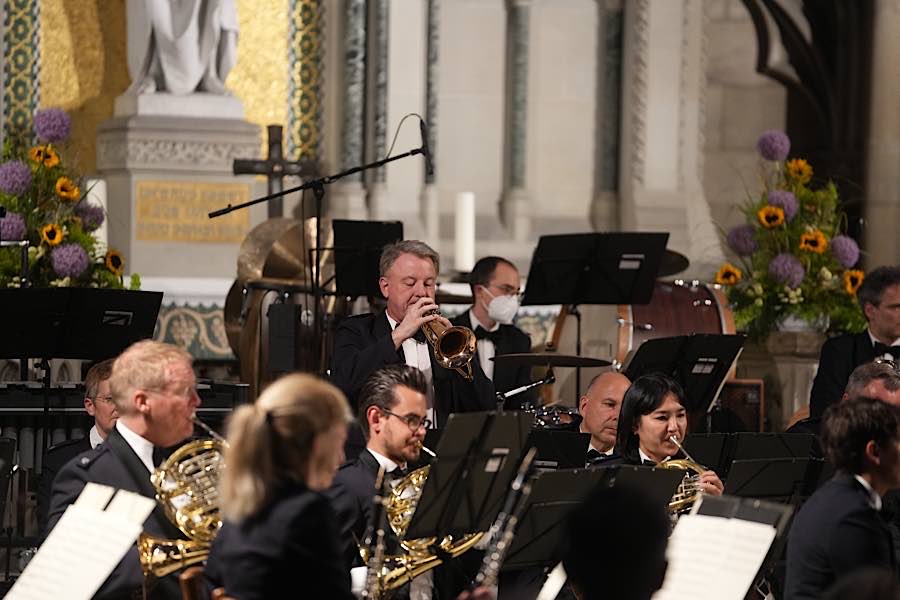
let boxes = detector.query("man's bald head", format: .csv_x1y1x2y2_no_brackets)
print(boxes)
579,371,631,452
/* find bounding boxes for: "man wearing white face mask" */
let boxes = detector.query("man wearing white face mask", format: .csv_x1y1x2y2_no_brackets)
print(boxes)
452,256,536,409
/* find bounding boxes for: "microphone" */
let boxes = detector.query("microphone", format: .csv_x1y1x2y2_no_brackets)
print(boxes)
419,118,435,177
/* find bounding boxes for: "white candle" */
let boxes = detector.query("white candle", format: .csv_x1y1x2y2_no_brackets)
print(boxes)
455,191,475,272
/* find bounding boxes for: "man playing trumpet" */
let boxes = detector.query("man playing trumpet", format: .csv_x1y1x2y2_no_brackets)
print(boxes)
331,240,495,433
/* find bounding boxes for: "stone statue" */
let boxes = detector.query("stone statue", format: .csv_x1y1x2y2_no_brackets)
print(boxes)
126,0,239,95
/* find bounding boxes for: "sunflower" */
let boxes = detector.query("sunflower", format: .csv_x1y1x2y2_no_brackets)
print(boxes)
54,176,80,202
41,223,63,246
715,263,742,286
28,144,60,168
843,270,864,296
786,158,813,184
757,205,785,229
105,249,125,276
799,229,828,254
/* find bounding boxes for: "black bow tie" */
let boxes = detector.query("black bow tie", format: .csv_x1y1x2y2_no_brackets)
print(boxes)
152,446,166,469
412,329,427,344
873,342,900,357
388,466,409,481
474,326,502,344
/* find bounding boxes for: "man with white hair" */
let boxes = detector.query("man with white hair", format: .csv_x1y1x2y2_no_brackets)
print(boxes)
46,340,201,600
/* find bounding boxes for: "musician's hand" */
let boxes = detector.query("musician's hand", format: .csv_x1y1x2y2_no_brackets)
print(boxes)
392,296,439,348
457,587,495,600
699,470,724,496
435,314,452,329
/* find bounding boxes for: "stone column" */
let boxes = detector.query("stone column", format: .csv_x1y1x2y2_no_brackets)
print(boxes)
591,0,624,230
499,0,533,243
618,0,724,279
288,0,325,164
2,0,40,134
367,0,390,220
864,1,900,266
330,0,368,220
419,0,441,245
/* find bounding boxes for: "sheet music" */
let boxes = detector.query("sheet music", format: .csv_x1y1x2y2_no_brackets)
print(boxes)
653,514,776,600
7,484,155,600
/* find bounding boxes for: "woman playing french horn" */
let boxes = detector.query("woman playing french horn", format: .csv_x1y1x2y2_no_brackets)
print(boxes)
615,373,725,496
205,373,355,599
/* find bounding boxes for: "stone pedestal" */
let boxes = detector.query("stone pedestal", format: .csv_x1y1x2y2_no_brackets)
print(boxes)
736,332,825,431
95,114,261,278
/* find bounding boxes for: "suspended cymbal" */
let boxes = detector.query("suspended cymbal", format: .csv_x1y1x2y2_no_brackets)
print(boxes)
491,353,611,368
658,249,690,277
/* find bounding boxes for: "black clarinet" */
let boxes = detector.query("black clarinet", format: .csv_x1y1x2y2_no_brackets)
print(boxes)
474,447,538,587
361,467,388,599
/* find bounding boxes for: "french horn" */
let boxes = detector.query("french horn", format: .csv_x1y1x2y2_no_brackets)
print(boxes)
656,435,706,515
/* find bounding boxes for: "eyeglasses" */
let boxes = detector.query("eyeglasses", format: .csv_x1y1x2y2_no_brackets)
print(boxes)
91,395,115,405
486,283,523,297
382,408,431,432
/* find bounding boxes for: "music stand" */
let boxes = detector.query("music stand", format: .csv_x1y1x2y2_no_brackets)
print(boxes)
405,411,531,540
526,430,590,470
683,433,732,476
521,232,668,399
726,458,811,504
331,219,403,298
623,334,745,425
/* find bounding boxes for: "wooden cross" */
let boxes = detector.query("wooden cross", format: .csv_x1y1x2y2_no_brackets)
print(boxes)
233,125,318,219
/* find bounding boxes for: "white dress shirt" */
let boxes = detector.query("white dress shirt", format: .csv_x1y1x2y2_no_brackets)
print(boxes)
115,420,156,473
386,314,436,426
88,425,103,449
854,474,883,511
469,310,498,381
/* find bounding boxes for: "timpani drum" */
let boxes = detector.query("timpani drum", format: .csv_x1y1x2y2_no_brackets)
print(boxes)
545,280,735,405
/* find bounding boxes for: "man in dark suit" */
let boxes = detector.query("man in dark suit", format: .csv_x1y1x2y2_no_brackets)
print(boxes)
451,256,535,410
578,371,630,465
810,265,900,418
47,340,201,600
327,365,429,586
37,358,117,536
331,240,495,427
785,398,900,599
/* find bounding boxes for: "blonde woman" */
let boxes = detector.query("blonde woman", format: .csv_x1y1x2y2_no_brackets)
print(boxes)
205,373,354,599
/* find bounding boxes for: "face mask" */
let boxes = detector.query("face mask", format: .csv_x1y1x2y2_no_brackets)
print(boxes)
482,287,520,325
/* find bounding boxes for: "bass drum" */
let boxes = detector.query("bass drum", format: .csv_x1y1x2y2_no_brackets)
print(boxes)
546,281,735,405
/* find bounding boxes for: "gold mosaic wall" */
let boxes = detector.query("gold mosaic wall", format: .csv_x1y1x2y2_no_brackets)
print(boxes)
39,0,289,174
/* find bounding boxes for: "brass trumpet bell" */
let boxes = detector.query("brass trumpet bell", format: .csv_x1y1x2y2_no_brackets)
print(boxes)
420,317,476,381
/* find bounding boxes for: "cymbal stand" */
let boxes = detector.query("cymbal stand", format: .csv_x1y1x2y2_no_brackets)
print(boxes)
495,369,555,411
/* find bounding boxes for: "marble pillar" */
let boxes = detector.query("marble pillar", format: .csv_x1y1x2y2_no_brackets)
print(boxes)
420,0,441,246
500,0,533,243
367,0,390,220
591,0,623,231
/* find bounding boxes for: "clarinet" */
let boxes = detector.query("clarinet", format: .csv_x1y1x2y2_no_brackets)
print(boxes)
361,467,388,599
474,447,538,587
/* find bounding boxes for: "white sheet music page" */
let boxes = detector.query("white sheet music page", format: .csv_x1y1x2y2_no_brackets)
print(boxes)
6,483,155,600
653,513,777,600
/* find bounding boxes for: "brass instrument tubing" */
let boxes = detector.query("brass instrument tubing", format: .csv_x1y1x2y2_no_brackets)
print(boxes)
669,435,698,464
193,415,228,444
416,441,437,458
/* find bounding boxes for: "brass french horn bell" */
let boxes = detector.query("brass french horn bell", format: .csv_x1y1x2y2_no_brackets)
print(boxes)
419,309,477,380
657,435,707,515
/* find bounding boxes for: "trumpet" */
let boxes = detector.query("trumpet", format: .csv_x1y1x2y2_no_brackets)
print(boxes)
656,435,706,515
419,308,477,380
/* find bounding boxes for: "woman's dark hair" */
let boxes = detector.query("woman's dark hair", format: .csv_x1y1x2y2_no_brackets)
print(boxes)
615,373,686,463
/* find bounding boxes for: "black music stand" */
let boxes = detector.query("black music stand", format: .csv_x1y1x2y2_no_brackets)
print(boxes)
521,232,668,400
623,334,745,426
405,411,531,540
683,433,732,476
726,458,812,505
331,219,403,298
527,430,590,470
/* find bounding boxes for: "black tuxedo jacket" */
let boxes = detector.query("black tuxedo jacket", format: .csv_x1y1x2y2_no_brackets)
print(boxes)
206,480,353,600
810,331,875,418
38,435,91,536
326,449,384,572
330,311,496,423
451,311,536,410
46,427,184,600
785,473,896,600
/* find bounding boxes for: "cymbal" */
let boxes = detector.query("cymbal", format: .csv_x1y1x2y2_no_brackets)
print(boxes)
658,249,690,277
491,352,611,368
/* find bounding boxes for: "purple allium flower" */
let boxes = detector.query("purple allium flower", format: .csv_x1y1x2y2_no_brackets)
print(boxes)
767,190,798,221
769,253,805,288
33,108,71,143
726,224,757,256
0,211,26,241
51,243,89,279
76,202,105,231
0,160,32,196
831,235,860,268
756,130,791,162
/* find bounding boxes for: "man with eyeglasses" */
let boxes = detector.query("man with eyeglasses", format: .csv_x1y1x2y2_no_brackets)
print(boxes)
328,365,430,591
451,256,535,409
37,358,117,535
46,340,201,600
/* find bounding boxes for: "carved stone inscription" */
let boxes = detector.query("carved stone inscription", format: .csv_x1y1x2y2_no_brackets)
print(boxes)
136,181,250,243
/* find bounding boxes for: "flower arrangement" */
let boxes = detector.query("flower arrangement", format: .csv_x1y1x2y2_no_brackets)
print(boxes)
0,108,138,289
714,130,866,339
